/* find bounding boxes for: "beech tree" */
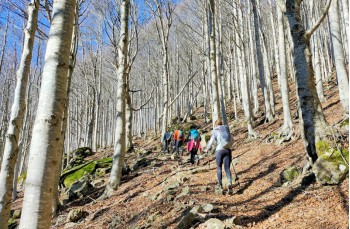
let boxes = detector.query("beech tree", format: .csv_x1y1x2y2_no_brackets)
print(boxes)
104,0,130,196
19,0,76,227
0,0,39,225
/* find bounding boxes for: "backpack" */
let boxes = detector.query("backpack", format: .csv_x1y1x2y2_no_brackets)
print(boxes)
190,129,200,141
178,130,183,138
217,125,234,149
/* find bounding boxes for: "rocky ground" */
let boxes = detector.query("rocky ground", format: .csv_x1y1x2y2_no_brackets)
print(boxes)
9,78,349,229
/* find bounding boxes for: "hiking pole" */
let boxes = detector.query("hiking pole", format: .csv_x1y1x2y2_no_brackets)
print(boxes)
231,161,241,188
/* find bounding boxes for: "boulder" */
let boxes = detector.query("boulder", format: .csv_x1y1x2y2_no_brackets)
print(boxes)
61,161,97,188
72,147,93,158
199,218,226,229
200,204,214,213
67,177,94,200
279,167,300,186
313,156,348,185
132,157,149,171
313,141,349,185
67,209,88,222
95,167,110,177
176,208,196,229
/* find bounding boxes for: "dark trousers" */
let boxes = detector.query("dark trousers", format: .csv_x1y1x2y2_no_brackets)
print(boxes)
163,140,171,152
215,148,232,187
174,140,183,154
189,149,198,164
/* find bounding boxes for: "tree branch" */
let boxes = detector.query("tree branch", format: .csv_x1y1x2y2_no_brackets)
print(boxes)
304,0,332,40
131,87,155,111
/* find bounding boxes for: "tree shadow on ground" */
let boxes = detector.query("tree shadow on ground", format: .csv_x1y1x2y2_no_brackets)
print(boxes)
337,185,349,215
235,174,316,226
236,163,277,195
237,148,282,176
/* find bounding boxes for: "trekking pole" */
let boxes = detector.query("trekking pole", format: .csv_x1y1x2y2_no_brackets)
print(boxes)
231,162,241,188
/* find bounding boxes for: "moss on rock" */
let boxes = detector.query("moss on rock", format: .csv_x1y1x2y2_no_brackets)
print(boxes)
313,140,349,185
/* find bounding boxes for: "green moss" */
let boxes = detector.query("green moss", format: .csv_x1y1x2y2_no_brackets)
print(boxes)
8,218,17,229
63,162,97,188
316,140,349,174
316,140,331,157
281,167,300,182
340,118,349,127
18,172,27,183
205,134,211,142
96,157,113,168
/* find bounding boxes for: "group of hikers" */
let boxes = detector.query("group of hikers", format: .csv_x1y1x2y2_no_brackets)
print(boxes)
162,119,235,194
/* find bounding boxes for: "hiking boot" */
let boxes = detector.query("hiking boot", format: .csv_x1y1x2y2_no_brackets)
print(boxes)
215,185,223,195
228,185,234,195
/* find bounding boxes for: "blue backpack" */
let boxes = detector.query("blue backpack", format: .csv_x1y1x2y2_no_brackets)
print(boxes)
190,129,200,140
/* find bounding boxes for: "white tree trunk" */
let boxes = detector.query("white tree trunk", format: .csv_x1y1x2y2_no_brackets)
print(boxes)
105,0,129,195
329,0,349,114
0,0,39,225
19,0,76,227
277,5,293,135
208,0,221,123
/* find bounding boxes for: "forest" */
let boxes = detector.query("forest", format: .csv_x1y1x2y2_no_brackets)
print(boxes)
0,0,348,228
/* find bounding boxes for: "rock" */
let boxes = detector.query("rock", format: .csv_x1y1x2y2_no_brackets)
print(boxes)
147,212,160,223
91,179,105,188
72,147,93,158
174,202,186,212
190,115,197,120
201,186,210,192
67,209,88,222
109,216,121,229
67,156,85,168
224,216,239,226
149,190,162,201
166,182,180,191
176,208,196,229
61,161,97,188
166,194,175,202
200,218,226,229
12,209,21,219
67,177,94,200
95,167,110,177
8,218,17,229
122,163,131,175
55,215,67,226
133,157,149,170
175,186,190,200
313,155,348,185
279,167,300,185
200,204,214,213
64,222,76,229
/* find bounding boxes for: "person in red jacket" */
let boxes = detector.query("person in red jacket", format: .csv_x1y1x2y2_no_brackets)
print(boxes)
173,129,184,155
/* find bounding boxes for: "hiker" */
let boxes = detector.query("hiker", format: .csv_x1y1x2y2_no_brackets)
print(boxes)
186,125,202,164
204,119,234,195
162,130,173,153
173,129,184,155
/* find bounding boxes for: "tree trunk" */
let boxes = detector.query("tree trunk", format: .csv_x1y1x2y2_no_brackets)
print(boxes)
277,4,293,136
208,0,221,123
19,0,75,227
0,0,39,225
285,0,328,163
329,0,349,114
105,0,130,195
